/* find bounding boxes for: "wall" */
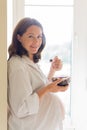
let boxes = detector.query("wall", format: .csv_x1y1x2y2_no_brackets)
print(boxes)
0,0,7,130
71,0,87,130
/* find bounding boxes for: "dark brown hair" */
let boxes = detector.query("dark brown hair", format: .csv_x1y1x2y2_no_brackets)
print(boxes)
8,17,46,63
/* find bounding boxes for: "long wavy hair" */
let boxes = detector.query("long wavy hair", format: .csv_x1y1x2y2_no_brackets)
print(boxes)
8,17,46,63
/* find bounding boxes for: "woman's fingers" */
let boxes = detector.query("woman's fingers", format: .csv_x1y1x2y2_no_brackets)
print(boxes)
52,56,63,71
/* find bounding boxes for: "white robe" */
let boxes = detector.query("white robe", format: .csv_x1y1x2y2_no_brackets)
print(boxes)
7,55,65,130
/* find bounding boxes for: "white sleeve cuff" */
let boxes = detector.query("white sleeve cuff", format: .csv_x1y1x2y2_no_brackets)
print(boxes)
17,93,40,118
26,93,40,115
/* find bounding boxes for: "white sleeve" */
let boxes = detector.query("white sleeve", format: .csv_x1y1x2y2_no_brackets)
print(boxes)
8,68,40,118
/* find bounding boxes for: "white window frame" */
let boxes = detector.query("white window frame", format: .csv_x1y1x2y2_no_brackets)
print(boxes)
12,0,73,125
12,0,25,28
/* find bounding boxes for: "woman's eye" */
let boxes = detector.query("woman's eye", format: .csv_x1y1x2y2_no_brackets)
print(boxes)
28,35,34,38
38,35,42,39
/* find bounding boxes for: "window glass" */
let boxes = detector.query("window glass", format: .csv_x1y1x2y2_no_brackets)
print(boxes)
25,6,73,76
24,2,73,121
25,0,73,5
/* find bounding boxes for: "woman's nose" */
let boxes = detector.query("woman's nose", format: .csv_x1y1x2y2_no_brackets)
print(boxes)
34,37,38,42
33,37,41,44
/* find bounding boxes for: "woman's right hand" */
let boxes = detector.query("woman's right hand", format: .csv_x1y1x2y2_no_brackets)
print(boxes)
46,78,69,93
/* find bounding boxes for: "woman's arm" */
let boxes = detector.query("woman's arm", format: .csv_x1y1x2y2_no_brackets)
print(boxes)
36,78,69,99
8,68,40,118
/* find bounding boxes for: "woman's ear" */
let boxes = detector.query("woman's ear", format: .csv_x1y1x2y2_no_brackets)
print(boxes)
17,34,21,42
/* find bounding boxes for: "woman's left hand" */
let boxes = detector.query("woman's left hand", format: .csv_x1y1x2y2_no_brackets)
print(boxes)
50,56,63,71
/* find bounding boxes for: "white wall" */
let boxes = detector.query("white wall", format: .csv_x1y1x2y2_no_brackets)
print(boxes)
71,0,87,130
0,0,7,130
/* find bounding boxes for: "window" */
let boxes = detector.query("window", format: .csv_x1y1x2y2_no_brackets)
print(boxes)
7,0,74,128
24,0,74,127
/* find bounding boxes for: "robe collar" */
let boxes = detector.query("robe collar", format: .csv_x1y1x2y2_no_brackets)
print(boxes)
22,55,40,71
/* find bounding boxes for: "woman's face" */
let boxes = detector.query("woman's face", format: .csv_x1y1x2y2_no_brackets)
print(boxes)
17,25,43,59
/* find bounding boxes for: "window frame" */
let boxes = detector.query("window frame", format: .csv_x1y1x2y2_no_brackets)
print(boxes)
12,0,74,128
